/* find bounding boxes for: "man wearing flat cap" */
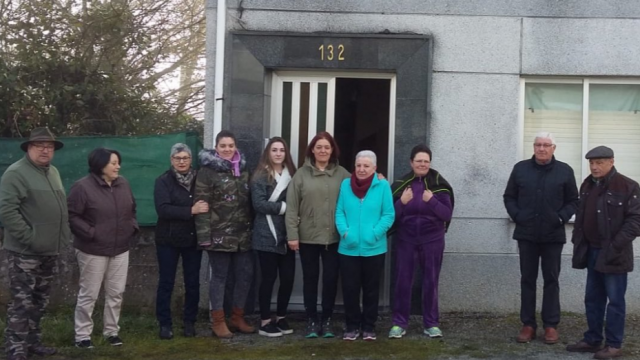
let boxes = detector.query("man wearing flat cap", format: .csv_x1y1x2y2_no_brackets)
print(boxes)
0,127,71,360
567,146,640,359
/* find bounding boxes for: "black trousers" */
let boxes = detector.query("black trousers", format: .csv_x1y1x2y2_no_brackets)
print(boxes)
257,250,296,320
518,240,563,329
298,243,339,321
155,244,202,327
340,253,386,332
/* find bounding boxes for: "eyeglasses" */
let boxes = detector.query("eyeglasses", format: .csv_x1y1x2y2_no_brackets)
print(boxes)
533,143,554,148
172,156,191,163
32,143,55,151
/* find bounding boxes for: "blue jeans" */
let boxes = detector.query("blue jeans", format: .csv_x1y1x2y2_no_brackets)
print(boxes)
583,247,627,348
155,244,202,327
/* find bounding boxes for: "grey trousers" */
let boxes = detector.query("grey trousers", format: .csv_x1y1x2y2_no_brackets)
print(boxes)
207,251,254,311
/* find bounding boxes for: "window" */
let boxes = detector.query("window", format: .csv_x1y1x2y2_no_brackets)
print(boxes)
521,79,640,184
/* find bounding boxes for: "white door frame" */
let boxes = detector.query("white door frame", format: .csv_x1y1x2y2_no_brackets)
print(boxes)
270,70,397,180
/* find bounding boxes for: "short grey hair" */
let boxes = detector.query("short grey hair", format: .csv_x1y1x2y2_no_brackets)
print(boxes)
534,131,556,145
355,150,377,166
170,143,192,157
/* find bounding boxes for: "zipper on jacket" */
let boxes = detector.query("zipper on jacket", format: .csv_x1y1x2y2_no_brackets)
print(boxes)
359,194,364,256
417,178,423,236
111,185,119,256
44,169,65,254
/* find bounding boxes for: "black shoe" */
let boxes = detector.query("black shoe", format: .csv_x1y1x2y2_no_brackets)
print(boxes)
566,340,601,353
75,340,95,349
305,318,320,338
29,344,58,356
7,354,27,360
321,317,335,338
184,322,196,337
106,335,123,346
29,344,57,356
276,318,294,335
259,321,283,338
159,325,173,340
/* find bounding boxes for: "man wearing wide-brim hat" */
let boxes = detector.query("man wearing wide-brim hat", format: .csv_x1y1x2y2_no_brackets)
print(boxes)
567,146,640,359
0,127,71,360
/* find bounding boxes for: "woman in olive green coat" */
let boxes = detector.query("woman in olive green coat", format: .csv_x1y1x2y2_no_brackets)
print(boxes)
285,131,350,338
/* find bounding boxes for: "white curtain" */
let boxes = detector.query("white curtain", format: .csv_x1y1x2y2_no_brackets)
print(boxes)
524,83,583,182
588,84,640,183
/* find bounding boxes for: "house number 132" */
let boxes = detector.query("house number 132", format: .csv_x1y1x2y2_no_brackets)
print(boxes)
319,44,345,61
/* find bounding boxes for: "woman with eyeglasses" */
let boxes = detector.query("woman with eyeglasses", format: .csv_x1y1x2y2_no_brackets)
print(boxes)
388,144,454,340
153,143,208,340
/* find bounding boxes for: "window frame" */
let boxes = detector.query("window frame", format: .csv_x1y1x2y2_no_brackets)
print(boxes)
519,77,640,181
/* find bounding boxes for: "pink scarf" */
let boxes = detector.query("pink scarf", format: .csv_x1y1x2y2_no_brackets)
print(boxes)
216,151,241,177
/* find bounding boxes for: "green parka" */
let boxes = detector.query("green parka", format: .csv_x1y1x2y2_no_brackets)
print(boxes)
285,159,350,245
194,149,252,252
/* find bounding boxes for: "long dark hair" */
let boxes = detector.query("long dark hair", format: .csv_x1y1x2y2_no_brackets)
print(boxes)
305,131,340,164
252,137,296,184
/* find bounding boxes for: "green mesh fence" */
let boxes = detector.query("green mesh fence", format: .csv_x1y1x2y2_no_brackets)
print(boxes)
0,132,202,226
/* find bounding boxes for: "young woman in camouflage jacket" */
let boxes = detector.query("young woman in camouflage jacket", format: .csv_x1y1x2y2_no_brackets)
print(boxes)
194,130,254,338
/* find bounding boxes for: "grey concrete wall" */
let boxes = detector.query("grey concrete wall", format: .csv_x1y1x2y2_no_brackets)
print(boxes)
204,1,640,313
0,228,210,316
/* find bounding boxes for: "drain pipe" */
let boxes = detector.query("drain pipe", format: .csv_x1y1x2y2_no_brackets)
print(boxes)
212,0,226,143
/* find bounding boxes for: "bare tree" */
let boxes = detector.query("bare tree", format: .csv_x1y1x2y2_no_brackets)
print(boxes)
0,0,206,136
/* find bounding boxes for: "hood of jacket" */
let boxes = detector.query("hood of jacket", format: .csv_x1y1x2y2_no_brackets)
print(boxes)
198,149,247,172
302,158,341,176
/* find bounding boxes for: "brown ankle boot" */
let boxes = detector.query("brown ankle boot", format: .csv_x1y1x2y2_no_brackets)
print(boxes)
229,307,255,334
210,310,233,338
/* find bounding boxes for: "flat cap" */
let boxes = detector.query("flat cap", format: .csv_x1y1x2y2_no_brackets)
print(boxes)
585,145,614,159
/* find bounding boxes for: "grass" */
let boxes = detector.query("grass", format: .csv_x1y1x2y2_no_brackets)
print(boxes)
0,308,461,360
2,309,639,360
0,308,490,360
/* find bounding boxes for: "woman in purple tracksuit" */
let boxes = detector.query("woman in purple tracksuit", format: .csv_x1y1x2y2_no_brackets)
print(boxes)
388,144,454,339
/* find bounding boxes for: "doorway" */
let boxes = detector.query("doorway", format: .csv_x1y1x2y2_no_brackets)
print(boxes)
268,71,396,310
334,78,390,174
270,71,395,177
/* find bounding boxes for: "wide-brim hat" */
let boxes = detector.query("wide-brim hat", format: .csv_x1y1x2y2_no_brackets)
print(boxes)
20,127,64,152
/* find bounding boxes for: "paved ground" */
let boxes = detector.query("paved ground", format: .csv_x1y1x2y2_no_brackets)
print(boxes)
198,311,640,360
425,312,640,360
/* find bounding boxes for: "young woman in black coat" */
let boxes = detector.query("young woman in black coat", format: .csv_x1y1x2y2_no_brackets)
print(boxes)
251,137,297,337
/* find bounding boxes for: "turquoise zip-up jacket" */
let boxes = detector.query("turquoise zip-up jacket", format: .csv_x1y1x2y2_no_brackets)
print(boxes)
335,174,395,257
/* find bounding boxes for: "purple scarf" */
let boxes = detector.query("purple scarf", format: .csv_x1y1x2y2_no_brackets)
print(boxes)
216,151,241,177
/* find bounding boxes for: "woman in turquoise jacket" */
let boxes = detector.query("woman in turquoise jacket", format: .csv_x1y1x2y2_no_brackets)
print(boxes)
335,150,395,341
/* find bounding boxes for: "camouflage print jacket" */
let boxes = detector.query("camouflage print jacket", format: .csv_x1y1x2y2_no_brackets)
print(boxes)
194,149,252,252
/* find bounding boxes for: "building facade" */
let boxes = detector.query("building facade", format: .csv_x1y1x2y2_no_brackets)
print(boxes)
204,1,640,313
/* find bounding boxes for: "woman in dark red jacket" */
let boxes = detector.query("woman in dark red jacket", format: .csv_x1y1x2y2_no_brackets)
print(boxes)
67,148,138,349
